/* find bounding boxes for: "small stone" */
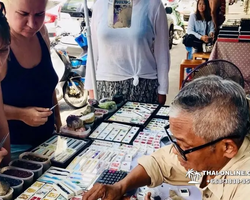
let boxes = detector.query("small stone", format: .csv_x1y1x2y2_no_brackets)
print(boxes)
0,181,10,196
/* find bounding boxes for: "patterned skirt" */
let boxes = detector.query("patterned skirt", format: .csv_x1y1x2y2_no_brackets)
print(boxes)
97,78,159,104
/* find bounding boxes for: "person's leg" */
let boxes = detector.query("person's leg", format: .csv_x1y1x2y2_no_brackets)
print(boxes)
185,46,193,75
185,46,193,60
96,79,132,102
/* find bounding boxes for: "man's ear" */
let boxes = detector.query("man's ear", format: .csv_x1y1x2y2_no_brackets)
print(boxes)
222,139,238,159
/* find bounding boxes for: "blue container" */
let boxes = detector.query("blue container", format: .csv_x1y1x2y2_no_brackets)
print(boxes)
71,59,82,68
75,34,88,48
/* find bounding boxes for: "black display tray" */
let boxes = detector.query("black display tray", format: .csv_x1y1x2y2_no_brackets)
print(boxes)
143,117,170,134
239,39,250,43
88,121,142,145
240,18,250,29
220,25,239,31
31,134,92,168
154,105,170,119
239,31,250,35
218,34,239,38
105,101,160,127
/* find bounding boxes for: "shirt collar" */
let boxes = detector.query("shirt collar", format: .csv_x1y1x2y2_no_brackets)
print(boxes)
198,136,250,199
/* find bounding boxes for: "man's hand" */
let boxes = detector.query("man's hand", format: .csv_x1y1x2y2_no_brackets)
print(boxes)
21,107,52,127
0,147,8,163
201,35,209,43
82,183,124,200
158,94,166,105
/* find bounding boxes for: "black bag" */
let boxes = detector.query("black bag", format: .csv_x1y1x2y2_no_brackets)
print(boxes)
182,34,203,49
183,21,209,50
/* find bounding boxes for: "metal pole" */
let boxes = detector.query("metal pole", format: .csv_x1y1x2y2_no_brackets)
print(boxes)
83,0,98,100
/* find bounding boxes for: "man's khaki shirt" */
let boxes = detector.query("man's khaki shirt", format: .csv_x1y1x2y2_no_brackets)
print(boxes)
138,136,250,200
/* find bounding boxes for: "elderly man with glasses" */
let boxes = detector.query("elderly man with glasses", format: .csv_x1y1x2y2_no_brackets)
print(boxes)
82,75,250,200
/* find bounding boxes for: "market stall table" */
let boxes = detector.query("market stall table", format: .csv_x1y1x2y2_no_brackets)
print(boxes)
12,102,202,200
209,41,250,93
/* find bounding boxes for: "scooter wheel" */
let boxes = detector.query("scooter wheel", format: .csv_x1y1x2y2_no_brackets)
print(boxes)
63,79,88,109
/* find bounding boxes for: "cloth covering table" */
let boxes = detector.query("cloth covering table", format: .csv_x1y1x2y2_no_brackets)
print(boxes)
209,41,250,94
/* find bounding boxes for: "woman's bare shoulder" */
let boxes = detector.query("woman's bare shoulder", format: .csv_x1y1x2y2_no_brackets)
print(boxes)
39,25,50,49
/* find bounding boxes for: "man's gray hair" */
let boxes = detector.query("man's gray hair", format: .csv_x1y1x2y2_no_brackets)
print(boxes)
169,75,249,142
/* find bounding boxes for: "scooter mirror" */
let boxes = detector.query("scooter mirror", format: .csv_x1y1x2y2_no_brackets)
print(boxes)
165,7,173,14
80,8,92,18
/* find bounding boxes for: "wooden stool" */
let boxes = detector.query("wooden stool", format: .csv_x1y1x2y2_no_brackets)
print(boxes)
192,52,210,61
179,59,206,89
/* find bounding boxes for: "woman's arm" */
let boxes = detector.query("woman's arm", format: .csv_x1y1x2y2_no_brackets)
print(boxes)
39,25,50,50
4,105,52,127
209,0,220,30
208,20,215,34
0,85,10,165
153,2,170,104
53,91,61,132
40,26,61,130
85,1,100,97
187,14,203,39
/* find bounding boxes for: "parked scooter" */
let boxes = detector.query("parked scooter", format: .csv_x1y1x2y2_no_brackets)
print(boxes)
56,13,88,58
51,32,88,108
171,3,186,44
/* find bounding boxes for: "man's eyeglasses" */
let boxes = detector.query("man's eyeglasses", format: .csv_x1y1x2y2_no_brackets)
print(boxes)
165,127,241,161
0,2,6,16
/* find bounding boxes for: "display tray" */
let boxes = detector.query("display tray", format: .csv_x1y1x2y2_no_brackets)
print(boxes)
105,101,160,126
239,31,250,35
143,118,170,133
30,135,92,168
37,166,96,196
154,105,170,119
88,122,142,144
239,39,250,43
218,33,239,38
15,181,68,200
66,140,139,174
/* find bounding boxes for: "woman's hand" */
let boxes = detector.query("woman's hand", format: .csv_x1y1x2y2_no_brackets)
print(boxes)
0,147,8,163
201,35,209,43
21,107,52,127
209,32,214,40
158,94,166,105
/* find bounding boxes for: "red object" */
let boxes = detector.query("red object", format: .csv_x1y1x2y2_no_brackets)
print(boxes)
239,35,250,39
217,38,239,42
44,13,57,24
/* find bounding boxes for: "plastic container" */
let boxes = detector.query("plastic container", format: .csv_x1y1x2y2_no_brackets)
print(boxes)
19,152,51,172
9,159,43,180
0,187,13,200
0,174,23,197
0,166,34,188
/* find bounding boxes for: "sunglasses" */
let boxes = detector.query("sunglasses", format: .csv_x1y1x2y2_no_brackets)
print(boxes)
0,2,6,16
165,126,241,161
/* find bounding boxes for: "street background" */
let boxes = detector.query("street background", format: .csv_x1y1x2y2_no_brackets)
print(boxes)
56,1,249,125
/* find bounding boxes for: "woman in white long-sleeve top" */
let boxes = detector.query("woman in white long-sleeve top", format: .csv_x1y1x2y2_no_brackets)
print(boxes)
186,0,215,59
85,0,170,104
